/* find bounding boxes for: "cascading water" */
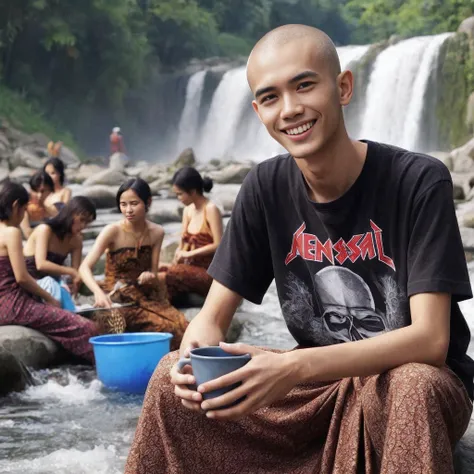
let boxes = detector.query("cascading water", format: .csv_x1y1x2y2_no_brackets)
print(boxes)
176,70,207,153
359,33,452,151
195,67,251,161
184,45,370,162
172,34,452,161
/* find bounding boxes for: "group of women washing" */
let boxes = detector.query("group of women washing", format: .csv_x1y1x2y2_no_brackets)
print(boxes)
0,160,223,363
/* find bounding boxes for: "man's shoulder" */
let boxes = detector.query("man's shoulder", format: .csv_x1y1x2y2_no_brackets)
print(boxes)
245,153,293,188
370,141,452,189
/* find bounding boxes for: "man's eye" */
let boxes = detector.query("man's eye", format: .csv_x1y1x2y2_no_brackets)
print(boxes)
298,81,314,90
261,94,276,103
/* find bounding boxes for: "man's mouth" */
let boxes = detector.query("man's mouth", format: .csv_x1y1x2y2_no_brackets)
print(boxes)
282,120,316,136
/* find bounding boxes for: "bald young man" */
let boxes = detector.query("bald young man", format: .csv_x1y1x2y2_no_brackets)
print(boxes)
126,25,473,473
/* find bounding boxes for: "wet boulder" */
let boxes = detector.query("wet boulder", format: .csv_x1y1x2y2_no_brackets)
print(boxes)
0,325,62,369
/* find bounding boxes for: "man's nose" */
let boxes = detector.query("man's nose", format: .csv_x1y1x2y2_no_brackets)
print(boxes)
280,93,304,120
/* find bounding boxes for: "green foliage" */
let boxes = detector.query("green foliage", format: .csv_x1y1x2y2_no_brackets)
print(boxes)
435,34,473,149
0,0,472,152
0,83,80,154
345,0,474,43
217,33,253,57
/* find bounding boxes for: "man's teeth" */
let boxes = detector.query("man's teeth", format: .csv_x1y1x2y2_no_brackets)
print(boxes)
285,121,315,136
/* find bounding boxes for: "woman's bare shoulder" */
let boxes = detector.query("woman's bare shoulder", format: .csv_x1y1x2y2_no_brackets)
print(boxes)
147,221,165,240
206,200,222,216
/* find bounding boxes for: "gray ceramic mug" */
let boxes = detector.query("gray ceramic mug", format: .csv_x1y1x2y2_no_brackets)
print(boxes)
177,346,251,402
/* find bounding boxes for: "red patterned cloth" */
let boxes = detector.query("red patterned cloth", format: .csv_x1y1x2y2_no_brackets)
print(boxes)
163,206,215,299
125,352,472,474
0,256,96,363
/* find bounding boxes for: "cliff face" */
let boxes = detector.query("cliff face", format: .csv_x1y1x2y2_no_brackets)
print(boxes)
434,30,474,151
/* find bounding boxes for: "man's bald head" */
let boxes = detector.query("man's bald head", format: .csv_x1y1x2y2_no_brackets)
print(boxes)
247,24,341,88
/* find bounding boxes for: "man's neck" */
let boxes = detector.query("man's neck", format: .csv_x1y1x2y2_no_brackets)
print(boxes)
296,137,367,203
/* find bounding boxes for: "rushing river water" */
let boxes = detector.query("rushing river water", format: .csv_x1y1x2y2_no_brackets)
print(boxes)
1,227,474,472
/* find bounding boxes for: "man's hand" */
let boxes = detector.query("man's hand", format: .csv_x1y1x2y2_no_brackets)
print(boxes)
197,342,299,421
170,341,203,411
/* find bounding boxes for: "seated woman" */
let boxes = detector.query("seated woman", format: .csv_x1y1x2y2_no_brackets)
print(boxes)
79,178,188,350
160,167,223,300
23,196,97,311
20,171,58,238
44,157,72,211
0,181,96,363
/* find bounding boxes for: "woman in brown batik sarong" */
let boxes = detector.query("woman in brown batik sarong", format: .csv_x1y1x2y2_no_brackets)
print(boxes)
160,167,223,299
79,178,188,350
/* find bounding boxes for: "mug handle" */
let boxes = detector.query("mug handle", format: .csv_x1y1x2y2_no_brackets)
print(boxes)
177,357,191,372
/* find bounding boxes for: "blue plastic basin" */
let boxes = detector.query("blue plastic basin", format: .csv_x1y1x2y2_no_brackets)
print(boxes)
89,332,173,394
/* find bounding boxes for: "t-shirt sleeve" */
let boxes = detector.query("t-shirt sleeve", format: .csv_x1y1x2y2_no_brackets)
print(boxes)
407,179,472,301
207,167,274,304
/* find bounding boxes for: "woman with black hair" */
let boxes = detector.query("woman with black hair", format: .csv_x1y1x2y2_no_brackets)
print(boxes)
23,196,97,311
0,181,96,363
79,178,188,349
20,170,58,238
44,157,72,210
160,166,223,299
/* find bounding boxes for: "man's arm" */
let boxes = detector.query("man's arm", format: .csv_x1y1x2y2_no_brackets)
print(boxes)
179,280,242,356
197,292,451,420
293,292,450,383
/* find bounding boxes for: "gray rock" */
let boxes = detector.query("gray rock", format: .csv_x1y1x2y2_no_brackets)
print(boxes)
25,132,51,148
8,166,35,182
458,16,474,39
70,164,105,184
80,185,118,209
0,325,62,369
83,168,126,187
429,151,453,171
126,163,148,177
139,163,167,183
467,92,474,135
452,172,474,199
148,198,183,224
161,239,180,263
460,227,474,250
174,148,196,168
0,130,10,150
209,183,241,213
209,163,252,184
149,176,171,195
10,147,44,169
109,152,128,172
0,349,30,396
451,138,474,173
0,167,9,184
60,146,81,169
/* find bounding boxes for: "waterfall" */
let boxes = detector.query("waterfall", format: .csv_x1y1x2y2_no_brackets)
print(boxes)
177,70,207,153
196,67,251,161
175,33,451,162
359,33,452,151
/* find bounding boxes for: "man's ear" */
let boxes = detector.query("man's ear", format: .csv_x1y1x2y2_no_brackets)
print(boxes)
338,70,354,106
252,100,264,124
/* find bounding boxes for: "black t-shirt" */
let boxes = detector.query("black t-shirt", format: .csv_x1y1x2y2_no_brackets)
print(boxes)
208,140,474,398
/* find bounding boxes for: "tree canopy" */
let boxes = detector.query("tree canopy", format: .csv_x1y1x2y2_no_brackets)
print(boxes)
0,0,472,152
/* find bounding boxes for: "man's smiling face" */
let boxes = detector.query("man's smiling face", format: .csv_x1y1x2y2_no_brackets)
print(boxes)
248,37,350,161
